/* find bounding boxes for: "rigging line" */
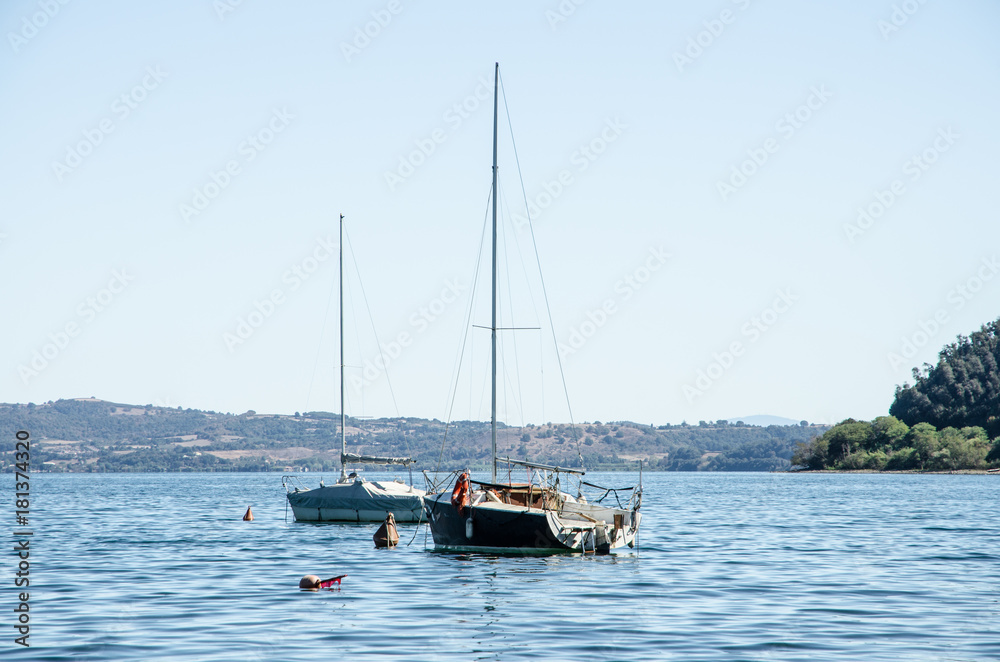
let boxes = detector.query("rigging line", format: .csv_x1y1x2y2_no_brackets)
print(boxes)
500,179,547,428
468,299,474,421
474,325,491,421
343,262,358,418
499,181,542,329
500,71,582,465
344,229,414,466
344,225,402,420
539,331,545,425
442,187,492,420
497,178,526,429
306,251,338,413
473,194,496,421
494,320,523,430
500,182,543,427
500,343,526,429
343,244,364,418
495,234,527,429
435,186,492,475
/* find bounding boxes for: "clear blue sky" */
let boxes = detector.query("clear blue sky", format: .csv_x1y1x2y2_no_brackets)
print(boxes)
2,0,998,426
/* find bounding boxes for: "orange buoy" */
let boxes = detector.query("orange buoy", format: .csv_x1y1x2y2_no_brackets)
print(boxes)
243,506,254,521
451,472,470,514
374,512,400,548
299,574,347,590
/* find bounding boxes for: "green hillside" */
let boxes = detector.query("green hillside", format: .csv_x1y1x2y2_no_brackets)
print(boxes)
793,316,1000,471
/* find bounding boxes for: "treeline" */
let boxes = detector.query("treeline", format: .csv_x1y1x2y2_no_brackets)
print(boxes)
792,416,999,471
794,315,1000,471
890,317,1000,438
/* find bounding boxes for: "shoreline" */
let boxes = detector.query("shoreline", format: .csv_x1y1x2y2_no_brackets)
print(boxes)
789,468,999,475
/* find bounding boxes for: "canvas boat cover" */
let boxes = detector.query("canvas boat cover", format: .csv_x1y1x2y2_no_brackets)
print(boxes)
287,479,424,511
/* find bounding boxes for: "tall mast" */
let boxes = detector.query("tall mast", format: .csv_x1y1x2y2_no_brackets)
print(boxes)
339,213,347,481
490,62,499,484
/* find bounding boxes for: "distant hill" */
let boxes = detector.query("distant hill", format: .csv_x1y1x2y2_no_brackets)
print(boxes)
724,415,805,427
0,399,828,473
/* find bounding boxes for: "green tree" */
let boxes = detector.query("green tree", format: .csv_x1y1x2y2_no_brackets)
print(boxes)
839,450,887,471
791,437,828,470
933,426,990,470
906,422,940,468
822,419,872,461
870,416,909,451
988,438,1000,464
884,447,918,470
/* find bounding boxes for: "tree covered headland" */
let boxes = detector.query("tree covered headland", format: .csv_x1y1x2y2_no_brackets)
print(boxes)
791,416,997,471
890,318,1000,438
794,317,1000,471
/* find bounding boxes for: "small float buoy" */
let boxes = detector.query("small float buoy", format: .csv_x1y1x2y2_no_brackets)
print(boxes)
299,574,321,589
299,574,347,590
243,506,254,521
373,512,399,548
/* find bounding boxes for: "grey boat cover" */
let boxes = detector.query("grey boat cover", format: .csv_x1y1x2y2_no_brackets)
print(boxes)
287,480,423,511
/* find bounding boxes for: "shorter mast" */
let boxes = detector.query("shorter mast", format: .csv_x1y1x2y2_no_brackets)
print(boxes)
339,213,347,482
335,212,415,479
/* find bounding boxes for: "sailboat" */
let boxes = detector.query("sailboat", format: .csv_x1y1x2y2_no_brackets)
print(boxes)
423,64,642,553
284,214,426,523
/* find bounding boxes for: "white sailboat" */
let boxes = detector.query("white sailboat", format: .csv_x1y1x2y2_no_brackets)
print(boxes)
423,64,642,553
285,214,426,523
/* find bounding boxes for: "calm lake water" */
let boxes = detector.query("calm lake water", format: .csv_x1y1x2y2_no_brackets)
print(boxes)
4,471,998,661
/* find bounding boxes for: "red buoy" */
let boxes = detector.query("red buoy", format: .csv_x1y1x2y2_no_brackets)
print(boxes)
299,574,347,590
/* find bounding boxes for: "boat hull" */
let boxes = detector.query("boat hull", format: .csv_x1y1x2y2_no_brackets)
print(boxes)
286,480,426,523
424,498,567,552
424,492,638,554
288,503,424,523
